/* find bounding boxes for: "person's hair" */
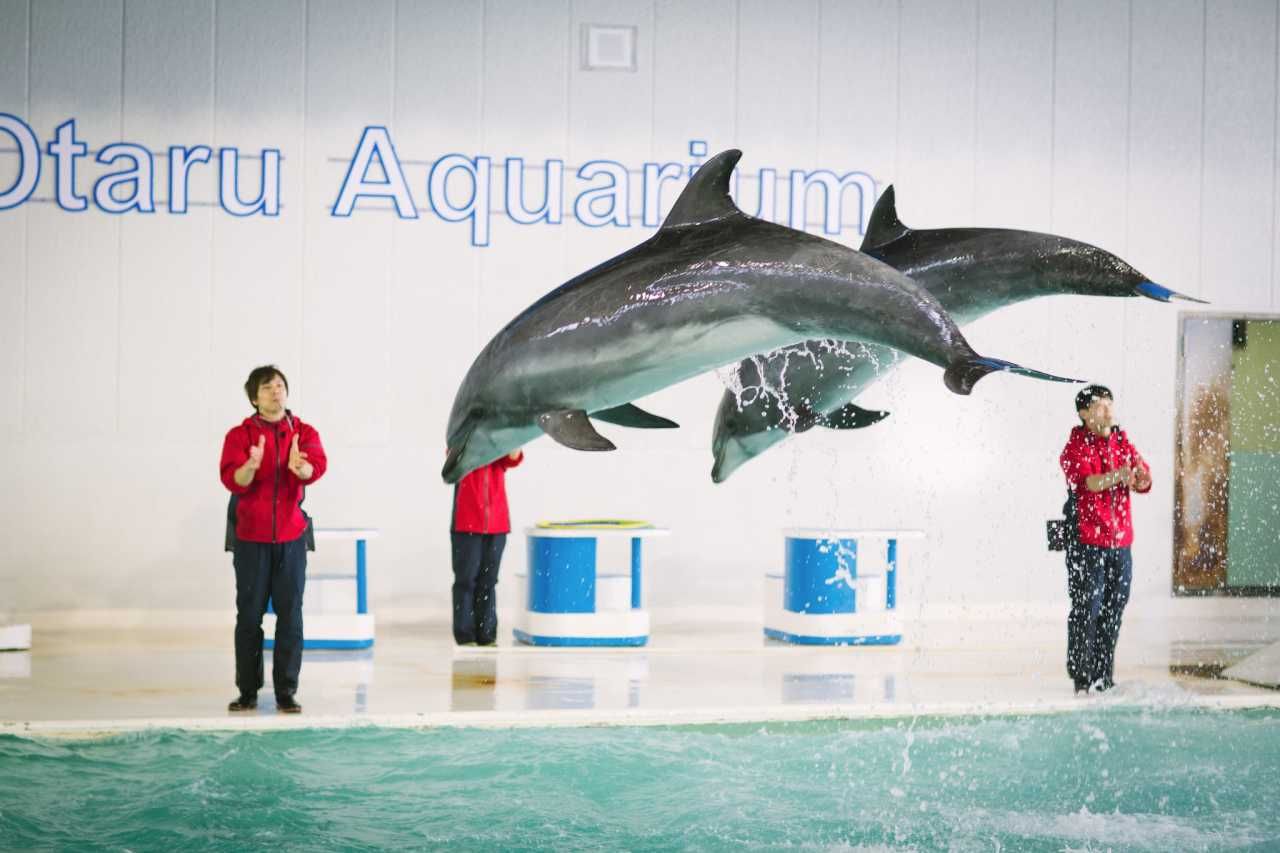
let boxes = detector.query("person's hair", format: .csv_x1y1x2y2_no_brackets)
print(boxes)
244,365,289,409
1075,384,1112,418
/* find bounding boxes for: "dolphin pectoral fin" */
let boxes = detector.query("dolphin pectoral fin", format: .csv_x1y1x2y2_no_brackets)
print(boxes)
589,403,680,429
660,149,744,229
537,410,617,451
859,185,911,252
1135,281,1210,304
944,357,1084,395
818,403,891,430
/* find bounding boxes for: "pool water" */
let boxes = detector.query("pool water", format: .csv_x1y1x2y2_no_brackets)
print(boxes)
2,707,1277,851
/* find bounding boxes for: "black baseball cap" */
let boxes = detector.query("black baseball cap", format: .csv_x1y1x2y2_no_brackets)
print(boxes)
1075,384,1113,412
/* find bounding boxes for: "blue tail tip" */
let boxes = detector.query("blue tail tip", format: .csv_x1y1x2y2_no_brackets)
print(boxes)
1136,281,1175,302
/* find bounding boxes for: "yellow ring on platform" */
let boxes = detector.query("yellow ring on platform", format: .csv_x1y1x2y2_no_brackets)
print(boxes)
535,519,653,530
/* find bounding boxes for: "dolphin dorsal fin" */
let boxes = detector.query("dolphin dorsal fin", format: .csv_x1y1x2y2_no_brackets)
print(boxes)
660,149,744,229
859,185,910,252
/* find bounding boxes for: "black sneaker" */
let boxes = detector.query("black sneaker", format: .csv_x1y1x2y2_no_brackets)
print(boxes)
228,694,257,712
276,695,302,714
1073,681,1091,696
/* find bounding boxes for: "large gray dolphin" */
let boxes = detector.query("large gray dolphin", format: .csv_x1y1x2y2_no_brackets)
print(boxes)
443,153,1081,484
710,185,1208,482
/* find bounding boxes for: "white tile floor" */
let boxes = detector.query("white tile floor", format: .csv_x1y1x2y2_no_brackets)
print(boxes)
1,606,1277,738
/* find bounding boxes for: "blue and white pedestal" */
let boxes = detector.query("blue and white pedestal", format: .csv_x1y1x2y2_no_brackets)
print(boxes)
764,528,922,645
265,528,377,651
0,624,31,651
514,526,669,647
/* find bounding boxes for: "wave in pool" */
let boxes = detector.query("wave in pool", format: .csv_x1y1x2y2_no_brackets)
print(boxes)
1,706,1277,851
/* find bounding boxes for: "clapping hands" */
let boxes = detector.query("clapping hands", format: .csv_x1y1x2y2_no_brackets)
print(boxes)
288,434,313,480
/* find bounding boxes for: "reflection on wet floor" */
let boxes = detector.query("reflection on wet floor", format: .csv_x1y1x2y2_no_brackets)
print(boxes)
450,657,496,712
0,652,31,680
449,653,649,712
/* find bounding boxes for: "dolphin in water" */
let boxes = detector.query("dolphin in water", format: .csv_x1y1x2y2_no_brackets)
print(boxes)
443,152,1081,484
710,185,1209,482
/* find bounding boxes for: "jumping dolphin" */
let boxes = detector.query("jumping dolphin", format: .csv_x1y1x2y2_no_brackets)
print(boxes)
710,185,1208,482
443,152,1081,484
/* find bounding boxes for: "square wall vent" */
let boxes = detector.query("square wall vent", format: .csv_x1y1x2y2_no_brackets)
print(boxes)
581,24,637,71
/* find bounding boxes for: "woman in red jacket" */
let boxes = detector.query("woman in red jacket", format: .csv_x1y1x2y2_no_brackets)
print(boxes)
1059,385,1151,695
450,449,524,645
219,366,327,713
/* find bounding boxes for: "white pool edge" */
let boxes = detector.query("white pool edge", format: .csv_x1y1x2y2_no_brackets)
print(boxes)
5,692,1278,739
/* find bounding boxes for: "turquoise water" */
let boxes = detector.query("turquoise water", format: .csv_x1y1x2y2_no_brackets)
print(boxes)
2,707,1278,851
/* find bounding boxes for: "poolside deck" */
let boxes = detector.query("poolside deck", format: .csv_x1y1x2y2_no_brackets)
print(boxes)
3,603,1277,738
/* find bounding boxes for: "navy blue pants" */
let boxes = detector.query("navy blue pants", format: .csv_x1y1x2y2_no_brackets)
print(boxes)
450,532,507,645
233,537,306,698
1066,543,1132,689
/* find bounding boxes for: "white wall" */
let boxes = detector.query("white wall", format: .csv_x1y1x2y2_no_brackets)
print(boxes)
1,0,1277,620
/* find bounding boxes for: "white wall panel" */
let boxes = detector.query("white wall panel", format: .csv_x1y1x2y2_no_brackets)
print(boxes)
897,0,977,225
737,0,819,170
569,0,654,164
653,0,736,155
119,0,214,434
211,0,304,422
26,0,122,436
975,0,1053,229
970,0,1059,603
390,1,485,600
969,0,1058,602
479,0,570,348
301,0,395,448
0,0,28,438
1047,0,1130,389
484,0,570,153
1201,0,1277,309
818,0,897,241
818,0,897,174
1125,0,1206,602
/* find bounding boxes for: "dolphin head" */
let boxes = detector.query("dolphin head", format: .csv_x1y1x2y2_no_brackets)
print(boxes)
442,395,508,484
442,406,482,484
710,388,790,483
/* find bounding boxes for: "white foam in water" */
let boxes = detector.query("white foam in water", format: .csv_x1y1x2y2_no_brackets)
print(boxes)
965,805,1271,851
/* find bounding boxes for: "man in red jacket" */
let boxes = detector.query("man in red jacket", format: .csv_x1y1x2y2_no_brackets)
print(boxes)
1059,385,1151,695
220,365,327,713
450,449,524,645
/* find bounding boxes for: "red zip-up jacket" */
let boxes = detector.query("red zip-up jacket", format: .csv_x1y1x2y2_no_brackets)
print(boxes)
451,452,523,534
1060,425,1151,548
220,412,328,544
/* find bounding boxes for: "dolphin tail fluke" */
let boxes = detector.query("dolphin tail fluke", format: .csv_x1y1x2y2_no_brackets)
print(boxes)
590,403,679,429
1135,281,1209,304
944,356,1083,395
537,409,617,451
819,402,891,430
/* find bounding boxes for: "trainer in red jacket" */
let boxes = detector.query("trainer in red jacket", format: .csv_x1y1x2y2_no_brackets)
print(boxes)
1060,420,1151,548
450,450,523,645
219,365,327,715
451,451,523,534
1058,384,1150,696
221,412,328,543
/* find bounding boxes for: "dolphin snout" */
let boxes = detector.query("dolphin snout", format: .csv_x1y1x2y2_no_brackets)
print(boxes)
442,445,465,484
711,436,749,483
